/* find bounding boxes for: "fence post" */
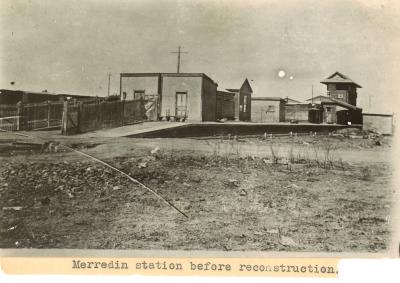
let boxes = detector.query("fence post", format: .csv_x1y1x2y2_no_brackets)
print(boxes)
78,101,83,133
121,99,125,126
61,100,68,135
16,101,24,131
47,100,51,128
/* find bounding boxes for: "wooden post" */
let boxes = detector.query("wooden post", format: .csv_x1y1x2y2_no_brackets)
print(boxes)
78,101,83,133
47,100,51,128
61,100,68,135
121,99,125,126
16,101,24,131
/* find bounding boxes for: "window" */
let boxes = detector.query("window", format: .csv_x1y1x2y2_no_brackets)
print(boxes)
267,105,275,112
133,90,145,100
337,93,344,99
242,95,248,112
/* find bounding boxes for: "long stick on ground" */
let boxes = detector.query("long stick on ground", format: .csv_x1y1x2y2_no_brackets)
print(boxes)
0,129,189,219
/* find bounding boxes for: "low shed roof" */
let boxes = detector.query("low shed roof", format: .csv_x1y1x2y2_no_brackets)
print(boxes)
252,97,285,102
321,97,362,110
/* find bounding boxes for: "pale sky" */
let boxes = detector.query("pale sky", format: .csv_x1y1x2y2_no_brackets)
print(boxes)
1,0,399,113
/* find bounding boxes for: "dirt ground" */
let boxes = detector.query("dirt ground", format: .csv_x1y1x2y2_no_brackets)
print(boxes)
0,133,395,252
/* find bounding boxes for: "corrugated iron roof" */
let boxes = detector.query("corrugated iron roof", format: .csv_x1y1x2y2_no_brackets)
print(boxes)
252,97,285,101
305,95,331,101
321,97,361,110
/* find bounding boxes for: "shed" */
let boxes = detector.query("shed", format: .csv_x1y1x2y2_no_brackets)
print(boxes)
321,98,362,125
226,78,253,121
285,103,322,123
362,113,394,135
251,97,285,123
216,89,235,120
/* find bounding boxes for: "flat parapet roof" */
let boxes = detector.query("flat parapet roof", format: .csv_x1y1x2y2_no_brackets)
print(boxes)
120,72,218,86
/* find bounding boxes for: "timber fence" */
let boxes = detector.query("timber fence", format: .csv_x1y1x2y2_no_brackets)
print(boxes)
61,98,147,135
0,101,64,131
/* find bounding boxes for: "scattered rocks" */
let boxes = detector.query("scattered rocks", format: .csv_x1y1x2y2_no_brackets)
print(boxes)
286,184,300,189
239,189,247,196
279,235,297,247
190,176,202,183
7,225,17,231
2,206,23,211
137,162,147,168
228,179,239,187
112,186,121,191
40,197,51,206
150,147,160,155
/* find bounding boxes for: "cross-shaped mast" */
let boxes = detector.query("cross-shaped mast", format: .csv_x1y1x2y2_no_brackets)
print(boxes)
170,46,188,73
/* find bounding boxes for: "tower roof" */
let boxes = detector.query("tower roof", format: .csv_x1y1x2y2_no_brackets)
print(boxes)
320,71,362,88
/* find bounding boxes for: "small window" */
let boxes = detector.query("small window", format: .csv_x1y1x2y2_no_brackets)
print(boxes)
133,90,145,100
337,93,344,99
267,105,275,112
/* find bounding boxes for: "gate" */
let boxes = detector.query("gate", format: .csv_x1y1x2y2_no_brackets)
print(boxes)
144,94,159,121
61,101,79,135
24,101,64,130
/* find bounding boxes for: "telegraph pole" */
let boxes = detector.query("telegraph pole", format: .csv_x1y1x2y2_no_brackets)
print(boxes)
107,72,111,97
311,84,314,103
170,46,188,73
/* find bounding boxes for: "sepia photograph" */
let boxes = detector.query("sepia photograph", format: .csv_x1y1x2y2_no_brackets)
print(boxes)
0,0,398,257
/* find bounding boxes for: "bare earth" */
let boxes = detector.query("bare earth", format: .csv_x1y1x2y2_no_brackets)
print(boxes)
0,133,394,252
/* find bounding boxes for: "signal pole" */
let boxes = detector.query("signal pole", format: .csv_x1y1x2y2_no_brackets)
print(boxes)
170,46,188,73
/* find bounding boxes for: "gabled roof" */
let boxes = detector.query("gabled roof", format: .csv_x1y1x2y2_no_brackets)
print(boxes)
226,78,253,93
240,78,253,93
320,71,362,88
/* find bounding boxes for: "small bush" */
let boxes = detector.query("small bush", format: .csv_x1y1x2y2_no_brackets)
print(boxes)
361,166,373,181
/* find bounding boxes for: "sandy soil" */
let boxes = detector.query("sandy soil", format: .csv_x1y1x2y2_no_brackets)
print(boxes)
0,134,394,251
